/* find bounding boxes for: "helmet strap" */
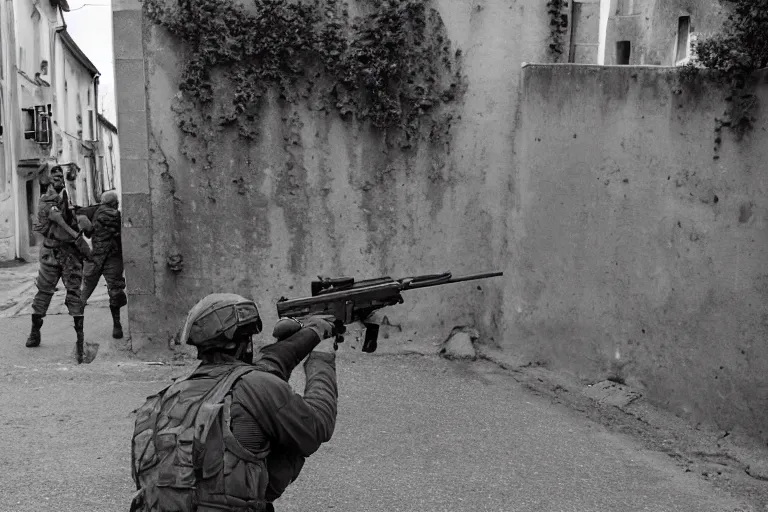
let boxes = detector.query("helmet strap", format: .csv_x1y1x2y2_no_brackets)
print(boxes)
234,337,254,365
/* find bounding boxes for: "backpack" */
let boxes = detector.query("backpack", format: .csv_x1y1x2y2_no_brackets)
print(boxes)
130,364,271,512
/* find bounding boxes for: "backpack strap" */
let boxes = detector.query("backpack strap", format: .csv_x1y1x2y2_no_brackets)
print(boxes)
194,365,257,447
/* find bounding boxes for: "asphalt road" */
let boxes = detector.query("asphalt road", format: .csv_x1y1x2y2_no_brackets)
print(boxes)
0,313,752,512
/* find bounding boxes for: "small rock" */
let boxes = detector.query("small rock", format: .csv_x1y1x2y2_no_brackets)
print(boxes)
438,326,479,361
73,341,100,364
584,380,642,407
83,342,100,364
746,459,768,481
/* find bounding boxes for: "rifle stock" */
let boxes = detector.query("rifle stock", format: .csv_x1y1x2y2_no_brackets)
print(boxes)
276,271,503,353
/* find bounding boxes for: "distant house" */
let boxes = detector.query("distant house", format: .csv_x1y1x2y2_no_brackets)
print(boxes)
561,0,725,66
0,0,120,261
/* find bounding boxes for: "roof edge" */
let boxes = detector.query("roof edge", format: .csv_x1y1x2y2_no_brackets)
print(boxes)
56,28,100,76
97,113,118,134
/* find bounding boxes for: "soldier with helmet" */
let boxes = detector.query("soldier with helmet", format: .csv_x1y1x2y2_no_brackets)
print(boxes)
80,189,128,339
26,165,94,363
130,293,340,512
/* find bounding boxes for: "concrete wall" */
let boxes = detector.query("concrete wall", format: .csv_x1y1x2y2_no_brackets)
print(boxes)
603,0,725,66
513,64,768,440
114,0,550,348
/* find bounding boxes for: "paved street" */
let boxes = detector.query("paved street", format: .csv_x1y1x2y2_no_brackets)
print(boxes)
0,299,757,512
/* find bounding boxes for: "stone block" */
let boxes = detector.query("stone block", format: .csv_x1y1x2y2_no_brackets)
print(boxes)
114,59,146,112
122,193,152,228
112,0,141,12
122,227,155,295
113,11,144,60
120,158,150,195
118,111,149,160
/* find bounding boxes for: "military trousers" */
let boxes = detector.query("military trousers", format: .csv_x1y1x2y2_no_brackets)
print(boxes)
32,243,84,317
82,248,127,308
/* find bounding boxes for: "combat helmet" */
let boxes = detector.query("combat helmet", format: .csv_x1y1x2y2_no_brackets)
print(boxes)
180,293,263,351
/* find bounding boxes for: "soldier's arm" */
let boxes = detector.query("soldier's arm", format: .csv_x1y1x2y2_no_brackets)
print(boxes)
252,328,322,382
264,450,306,502
235,358,338,457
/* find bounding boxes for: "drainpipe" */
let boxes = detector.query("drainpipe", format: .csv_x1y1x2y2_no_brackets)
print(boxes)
92,74,99,142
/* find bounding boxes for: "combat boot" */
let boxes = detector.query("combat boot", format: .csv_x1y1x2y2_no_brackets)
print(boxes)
110,306,123,339
74,316,85,364
25,314,44,347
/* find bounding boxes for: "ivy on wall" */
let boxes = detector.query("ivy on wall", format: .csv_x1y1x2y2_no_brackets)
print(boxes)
681,0,768,140
546,0,569,60
142,0,465,156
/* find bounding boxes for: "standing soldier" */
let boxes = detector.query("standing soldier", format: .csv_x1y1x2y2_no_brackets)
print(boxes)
80,189,127,339
26,165,93,363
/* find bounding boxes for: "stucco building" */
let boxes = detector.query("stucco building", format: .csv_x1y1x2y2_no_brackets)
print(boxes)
564,0,726,66
0,0,120,261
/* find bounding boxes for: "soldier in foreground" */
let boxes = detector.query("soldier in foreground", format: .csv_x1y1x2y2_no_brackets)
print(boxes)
130,294,339,512
26,165,94,363
80,189,127,339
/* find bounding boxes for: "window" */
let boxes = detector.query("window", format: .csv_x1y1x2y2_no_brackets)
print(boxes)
617,0,636,15
88,109,95,140
31,9,41,74
675,16,691,65
22,104,52,144
19,46,26,74
616,41,631,65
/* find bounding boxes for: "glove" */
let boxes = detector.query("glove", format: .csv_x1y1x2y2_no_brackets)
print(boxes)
303,315,346,351
272,317,303,342
302,315,337,340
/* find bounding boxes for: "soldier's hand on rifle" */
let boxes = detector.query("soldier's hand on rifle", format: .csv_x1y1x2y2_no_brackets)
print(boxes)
272,317,303,342
303,315,346,352
49,206,64,225
302,315,337,340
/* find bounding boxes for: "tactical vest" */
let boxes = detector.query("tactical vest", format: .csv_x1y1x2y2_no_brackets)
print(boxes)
33,190,64,236
130,364,271,512
91,205,121,244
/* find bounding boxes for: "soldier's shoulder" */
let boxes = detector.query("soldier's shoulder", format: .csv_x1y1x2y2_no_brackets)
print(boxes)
40,188,59,201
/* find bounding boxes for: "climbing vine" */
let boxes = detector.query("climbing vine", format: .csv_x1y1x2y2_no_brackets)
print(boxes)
546,0,569,59
142,0,465,156
680,0,768,139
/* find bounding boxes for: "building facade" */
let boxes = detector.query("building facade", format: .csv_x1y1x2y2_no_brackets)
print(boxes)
97,113,120,196
0,0,119,261
564,0,725,66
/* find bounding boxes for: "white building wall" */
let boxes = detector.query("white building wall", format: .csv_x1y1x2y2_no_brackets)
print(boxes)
0,0,18,260
0,0,103,261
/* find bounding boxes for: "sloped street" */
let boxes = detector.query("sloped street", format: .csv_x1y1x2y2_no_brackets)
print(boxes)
0,265,764,512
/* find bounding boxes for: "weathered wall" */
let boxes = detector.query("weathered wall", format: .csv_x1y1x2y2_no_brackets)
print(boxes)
115,0,550,348
513,64,768,440
604,0,725,65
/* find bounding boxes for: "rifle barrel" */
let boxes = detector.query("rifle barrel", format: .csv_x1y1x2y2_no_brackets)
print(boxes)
406,271,503,290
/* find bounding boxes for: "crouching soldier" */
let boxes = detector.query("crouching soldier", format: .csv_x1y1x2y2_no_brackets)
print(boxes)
26,165,94,364
129,294,340,512
80,190,127,339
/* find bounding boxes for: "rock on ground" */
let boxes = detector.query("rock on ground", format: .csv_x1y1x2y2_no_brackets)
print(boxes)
438,325,479,360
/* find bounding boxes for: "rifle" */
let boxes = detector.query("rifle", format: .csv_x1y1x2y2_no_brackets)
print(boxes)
276,271,504,353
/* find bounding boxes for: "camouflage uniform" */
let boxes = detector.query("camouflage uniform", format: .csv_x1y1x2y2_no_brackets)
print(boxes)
81,201,127,338
27,178,89,363
31,187,85,317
